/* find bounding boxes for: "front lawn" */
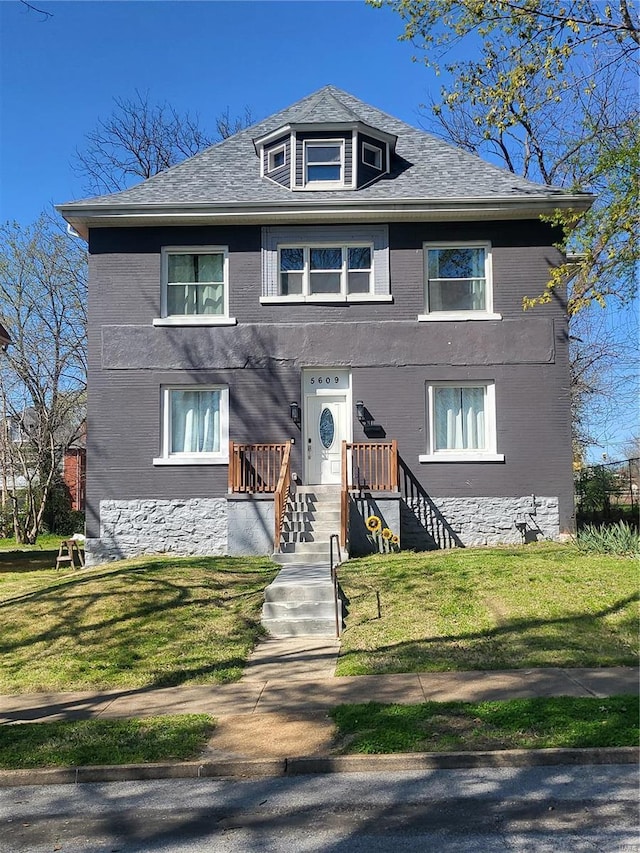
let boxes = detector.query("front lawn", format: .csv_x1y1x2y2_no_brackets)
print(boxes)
0,715,214,768
0,555,277,692
331,696,639,754
336,545,638,675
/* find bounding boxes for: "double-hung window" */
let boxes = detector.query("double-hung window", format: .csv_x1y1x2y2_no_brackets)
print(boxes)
279,244,373,298
154,386,229,465
421,242,500,320
155,247,236,326
420,382,504,462
304,140,343,185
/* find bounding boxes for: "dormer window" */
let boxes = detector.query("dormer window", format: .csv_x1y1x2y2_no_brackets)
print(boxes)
304,140,343,185
268,144,286,172
362,141,382,170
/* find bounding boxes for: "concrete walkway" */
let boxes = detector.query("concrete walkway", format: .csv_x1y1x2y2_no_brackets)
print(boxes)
1,638,637,761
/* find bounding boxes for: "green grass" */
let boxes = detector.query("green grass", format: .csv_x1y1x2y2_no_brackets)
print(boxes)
0,554,277,692
331,696,639,754
337,544,639,675
0,715,215,768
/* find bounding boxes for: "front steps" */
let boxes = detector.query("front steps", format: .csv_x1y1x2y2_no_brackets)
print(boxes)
262,485,345,637
261,564,340,638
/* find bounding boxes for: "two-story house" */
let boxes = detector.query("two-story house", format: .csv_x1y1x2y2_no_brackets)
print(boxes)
58,86,592,566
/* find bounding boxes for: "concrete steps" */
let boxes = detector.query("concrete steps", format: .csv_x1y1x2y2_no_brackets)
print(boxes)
262,486,344,637
261,564,341,638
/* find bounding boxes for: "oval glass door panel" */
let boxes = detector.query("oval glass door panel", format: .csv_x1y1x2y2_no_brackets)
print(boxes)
319,407,335,449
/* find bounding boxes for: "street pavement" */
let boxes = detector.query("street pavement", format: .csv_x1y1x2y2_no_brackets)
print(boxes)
1,765,638,851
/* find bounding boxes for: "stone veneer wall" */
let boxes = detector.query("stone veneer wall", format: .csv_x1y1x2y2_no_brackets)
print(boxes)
85,498,228,565
83,493,561,565
401,495,560,550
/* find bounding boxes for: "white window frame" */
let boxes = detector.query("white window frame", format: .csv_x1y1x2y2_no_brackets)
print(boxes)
275,242,375,302
267,143,287,172
154,246,236,327
153,385,229,466
419,381,504,463
419,241,502,322
362,141,383,171
303,139,345,188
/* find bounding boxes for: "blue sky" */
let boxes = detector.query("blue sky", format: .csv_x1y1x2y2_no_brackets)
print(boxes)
0,0,636,462
0,0,430,220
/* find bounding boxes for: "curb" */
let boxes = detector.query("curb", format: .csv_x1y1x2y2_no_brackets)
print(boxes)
1,747,637,787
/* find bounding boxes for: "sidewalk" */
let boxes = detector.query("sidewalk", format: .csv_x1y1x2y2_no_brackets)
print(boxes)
1,638,637,763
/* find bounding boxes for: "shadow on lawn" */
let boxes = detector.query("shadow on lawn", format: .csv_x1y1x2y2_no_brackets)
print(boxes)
339,592,640,672
0,559,277,691
0,550,60,573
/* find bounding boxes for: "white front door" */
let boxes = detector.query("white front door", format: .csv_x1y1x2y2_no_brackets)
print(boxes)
303,370,351,485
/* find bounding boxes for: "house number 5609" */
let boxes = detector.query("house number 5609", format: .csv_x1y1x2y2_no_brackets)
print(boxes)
310,376,340,385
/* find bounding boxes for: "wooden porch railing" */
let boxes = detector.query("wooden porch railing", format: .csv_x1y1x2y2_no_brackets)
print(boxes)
228,441,292,551
273,442,292,551
228,442,291,494
340,440,398,548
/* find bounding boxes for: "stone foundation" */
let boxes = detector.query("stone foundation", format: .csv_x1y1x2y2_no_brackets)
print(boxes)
402,495,560,550
85,498,228,566
84,492,562,565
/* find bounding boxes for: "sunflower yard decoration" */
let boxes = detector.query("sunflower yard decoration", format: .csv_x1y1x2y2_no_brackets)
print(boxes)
365,515,399,552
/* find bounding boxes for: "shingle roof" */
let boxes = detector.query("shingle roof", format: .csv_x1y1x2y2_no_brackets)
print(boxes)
60,85,578,210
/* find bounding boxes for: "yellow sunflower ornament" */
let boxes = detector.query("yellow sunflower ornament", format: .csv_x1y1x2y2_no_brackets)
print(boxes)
366,515,382,533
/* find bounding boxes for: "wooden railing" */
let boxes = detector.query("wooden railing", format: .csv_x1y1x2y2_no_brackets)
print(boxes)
228,442,291,494
228,442,292,551
273,442,292,550
340,440,398,547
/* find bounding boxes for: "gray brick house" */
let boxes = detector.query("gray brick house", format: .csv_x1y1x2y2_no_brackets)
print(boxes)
58,86,592,566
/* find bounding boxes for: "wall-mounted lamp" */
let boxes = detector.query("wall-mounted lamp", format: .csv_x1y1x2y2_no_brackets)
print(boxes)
355,400,386,438
289,401,301,426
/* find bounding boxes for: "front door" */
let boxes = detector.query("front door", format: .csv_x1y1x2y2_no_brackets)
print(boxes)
303,370,351,485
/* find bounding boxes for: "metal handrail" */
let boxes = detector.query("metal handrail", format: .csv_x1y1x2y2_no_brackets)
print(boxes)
329,533,342,638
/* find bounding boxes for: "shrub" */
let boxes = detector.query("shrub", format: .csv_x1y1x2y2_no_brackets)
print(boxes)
576,521,640,556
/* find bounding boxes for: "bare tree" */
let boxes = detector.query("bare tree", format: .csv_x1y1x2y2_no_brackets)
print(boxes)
0,213,87,543
74,90,253,195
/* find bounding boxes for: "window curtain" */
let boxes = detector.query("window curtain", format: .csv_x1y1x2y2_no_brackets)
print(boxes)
434,387,485,450
167,254,223,315
171,390,220,453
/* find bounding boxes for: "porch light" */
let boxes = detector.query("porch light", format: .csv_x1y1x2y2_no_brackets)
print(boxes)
356,400,367,424
289,401,301,425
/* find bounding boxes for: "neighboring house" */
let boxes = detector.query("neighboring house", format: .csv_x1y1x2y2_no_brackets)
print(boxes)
57,86,593,566
62,421,86,512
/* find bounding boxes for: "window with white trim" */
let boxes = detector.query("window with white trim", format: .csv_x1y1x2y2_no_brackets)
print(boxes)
362,141,382,170
268,144,286,172
304,140,343,185
278,244,373,298
155,386,229,465
159,247,232,323
420,382,504,462
422,242,500,319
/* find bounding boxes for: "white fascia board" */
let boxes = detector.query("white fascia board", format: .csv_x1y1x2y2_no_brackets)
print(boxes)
57,193,595,239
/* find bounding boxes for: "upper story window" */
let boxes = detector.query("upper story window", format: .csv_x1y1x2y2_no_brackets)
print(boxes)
304,140,343,185
279,244,372,298
261,224,391,303
362,141,382,170
154,247,236,327
420,242,501,321
154,385,229,465
268,144,286,172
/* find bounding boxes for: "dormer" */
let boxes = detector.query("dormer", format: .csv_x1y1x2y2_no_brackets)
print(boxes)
253,120,397,192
